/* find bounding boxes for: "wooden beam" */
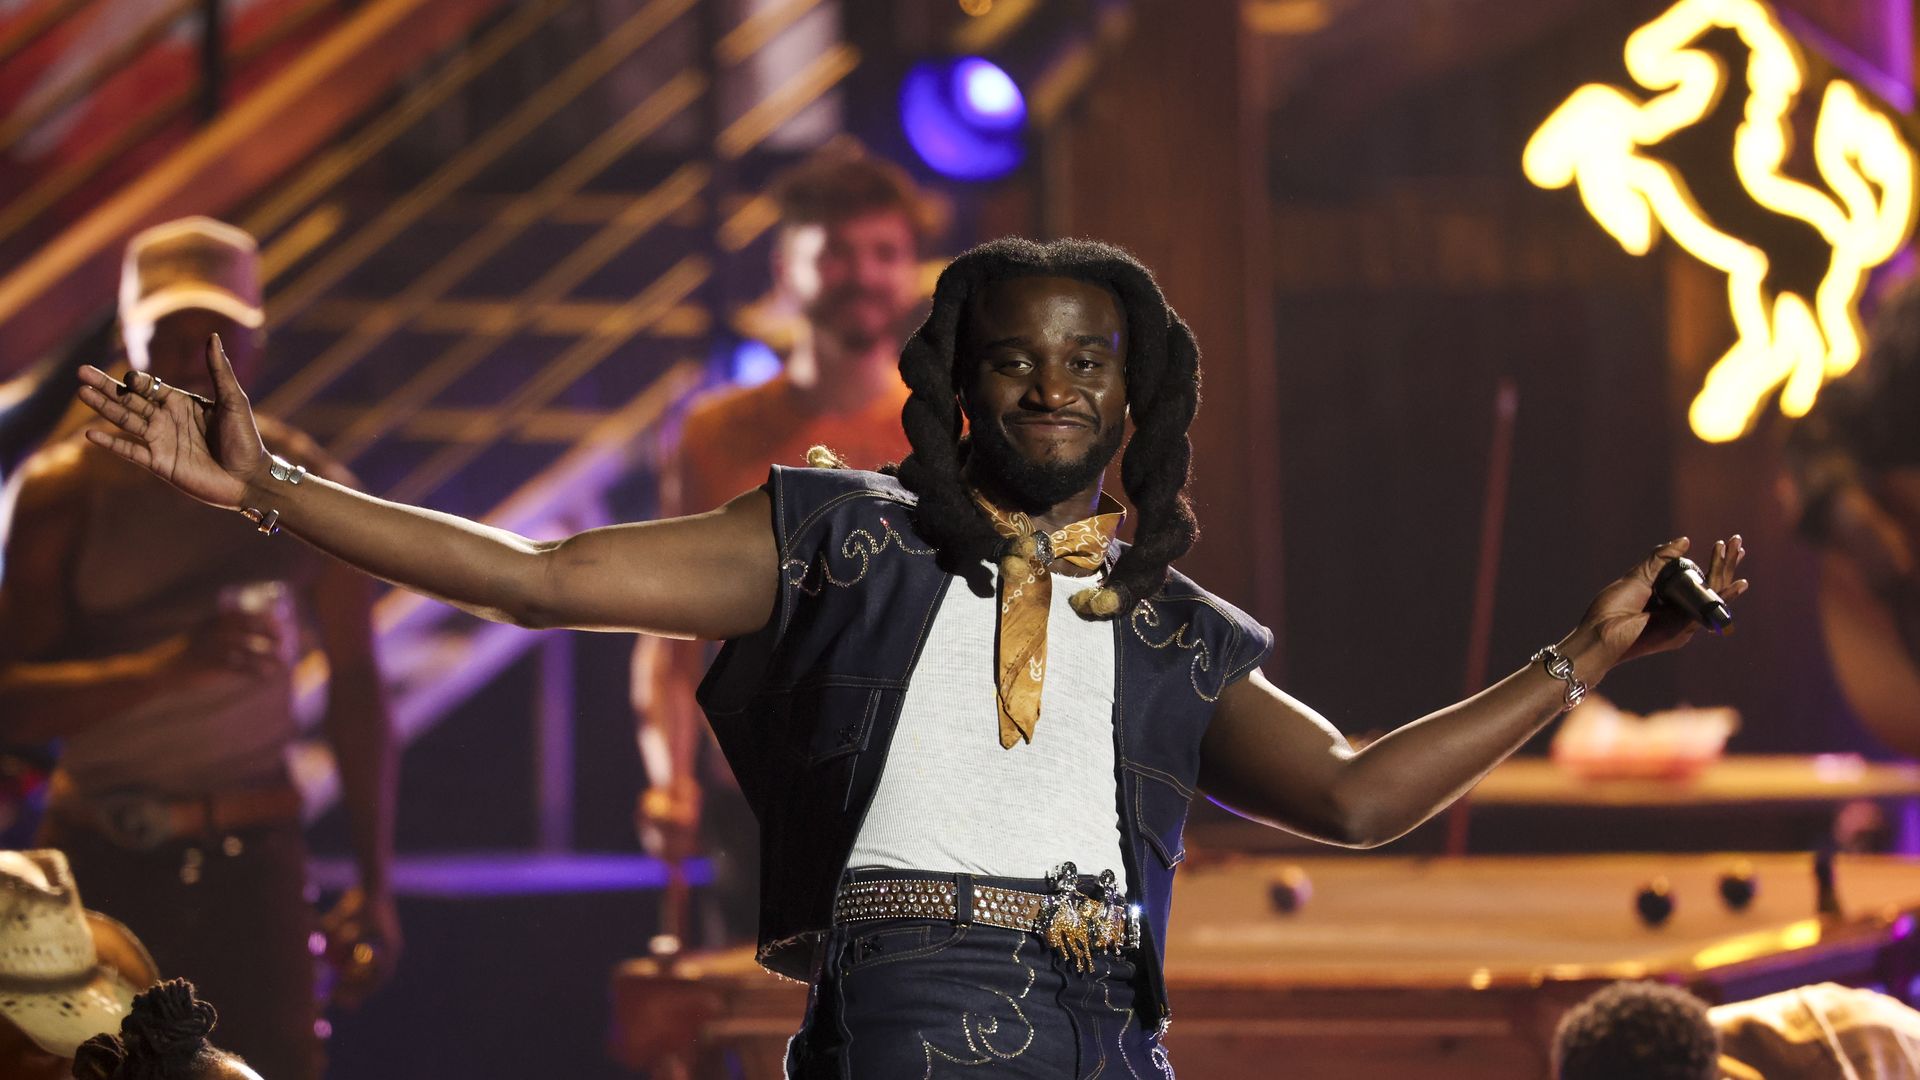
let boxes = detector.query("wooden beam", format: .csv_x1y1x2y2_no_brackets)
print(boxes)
1052,0,1286,653
0,0,511,378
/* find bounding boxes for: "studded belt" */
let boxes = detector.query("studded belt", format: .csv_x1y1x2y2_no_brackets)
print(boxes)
48,773,303,851
832,862,1141,972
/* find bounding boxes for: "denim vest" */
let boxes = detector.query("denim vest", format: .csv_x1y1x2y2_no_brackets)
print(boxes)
697,466,1273,1020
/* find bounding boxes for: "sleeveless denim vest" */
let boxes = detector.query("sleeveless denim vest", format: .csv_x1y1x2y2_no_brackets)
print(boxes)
697,466,1273,1021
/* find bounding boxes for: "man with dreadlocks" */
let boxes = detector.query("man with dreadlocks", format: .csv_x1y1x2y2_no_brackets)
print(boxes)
72,236,1747,1077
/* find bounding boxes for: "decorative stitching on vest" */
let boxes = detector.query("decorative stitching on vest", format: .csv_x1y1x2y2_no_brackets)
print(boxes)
1128,599,1227,702
1122,761,1195,800
1171,591,1261,685
1133,772,1188,868
783,514,936,596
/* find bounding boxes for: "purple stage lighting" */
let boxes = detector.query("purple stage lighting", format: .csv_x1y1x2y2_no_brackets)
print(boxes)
729,338,782,387
900,57,1026,181
955,57,1024,130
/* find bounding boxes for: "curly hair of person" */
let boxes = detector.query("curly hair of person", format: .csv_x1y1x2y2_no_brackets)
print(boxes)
1551,981,1720,1080
72,979,222,1080
886,236,1201,617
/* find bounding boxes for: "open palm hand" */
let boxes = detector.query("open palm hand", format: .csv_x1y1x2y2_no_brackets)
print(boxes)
74,334,265,509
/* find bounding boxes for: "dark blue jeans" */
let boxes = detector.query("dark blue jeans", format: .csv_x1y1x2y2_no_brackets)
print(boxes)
786,872,1174,1079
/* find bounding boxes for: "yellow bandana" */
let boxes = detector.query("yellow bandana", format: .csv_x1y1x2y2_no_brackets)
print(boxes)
976,493,1127,748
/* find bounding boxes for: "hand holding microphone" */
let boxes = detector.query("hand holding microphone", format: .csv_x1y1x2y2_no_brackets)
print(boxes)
1572,536,1748,671
1649,554,1735,633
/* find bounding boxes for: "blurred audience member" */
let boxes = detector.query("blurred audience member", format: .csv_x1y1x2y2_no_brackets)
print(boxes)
1555,980,1720,1080
631,146,937,942
0,849,157,1080
1786,278,1920,606
1783,277,1920,758
1555,979,1920,1079
0,217,399,1080
73,979,260,1080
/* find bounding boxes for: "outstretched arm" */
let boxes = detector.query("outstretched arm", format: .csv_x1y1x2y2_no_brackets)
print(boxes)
74,336,777,638
1200,536,1748,848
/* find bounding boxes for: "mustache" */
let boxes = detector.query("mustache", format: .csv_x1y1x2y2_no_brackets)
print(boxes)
817,283,893,307
1003,408,1101,428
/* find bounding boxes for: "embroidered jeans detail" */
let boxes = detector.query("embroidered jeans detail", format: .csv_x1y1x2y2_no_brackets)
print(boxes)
787,922,1170,1079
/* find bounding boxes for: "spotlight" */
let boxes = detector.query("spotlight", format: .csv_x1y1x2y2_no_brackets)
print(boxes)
727,339,782,388
899,57,1027,181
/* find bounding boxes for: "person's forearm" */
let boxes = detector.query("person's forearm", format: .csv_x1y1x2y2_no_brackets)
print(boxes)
1327,627,1616,847
239,468,550,627
0,641,182,742
324,663,395,898
651,640,708,781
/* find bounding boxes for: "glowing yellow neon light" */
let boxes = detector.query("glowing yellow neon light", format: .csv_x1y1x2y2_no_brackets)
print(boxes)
1689,917,1822,969
1523,0,1917,442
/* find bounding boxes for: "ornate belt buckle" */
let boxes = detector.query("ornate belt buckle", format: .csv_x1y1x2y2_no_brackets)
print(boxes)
98,793,172,850
1041,864,1131,973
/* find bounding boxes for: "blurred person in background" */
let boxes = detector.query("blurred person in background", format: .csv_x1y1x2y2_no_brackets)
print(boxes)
1555,979,1920,1079
0,849,157,1080
631,146,936,943
0,217,399,1080
1782,275,1920,761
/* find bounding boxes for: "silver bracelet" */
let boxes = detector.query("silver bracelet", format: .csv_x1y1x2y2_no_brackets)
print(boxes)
239,453,305,536
1531,644,1589,709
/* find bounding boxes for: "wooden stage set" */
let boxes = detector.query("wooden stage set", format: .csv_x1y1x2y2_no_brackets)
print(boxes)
610,757,1920,1077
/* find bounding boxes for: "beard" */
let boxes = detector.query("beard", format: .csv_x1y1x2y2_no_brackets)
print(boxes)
808,285,911,353
966,413,1125,513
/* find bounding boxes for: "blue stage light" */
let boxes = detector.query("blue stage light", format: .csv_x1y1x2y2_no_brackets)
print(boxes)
900,57,1026,181
728,339,782,388
955,58,1024,130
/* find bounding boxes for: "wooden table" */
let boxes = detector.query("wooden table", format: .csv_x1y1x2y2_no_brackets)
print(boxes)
609,853,1920,1078
1469,754,1920,809
1190,754,1920,854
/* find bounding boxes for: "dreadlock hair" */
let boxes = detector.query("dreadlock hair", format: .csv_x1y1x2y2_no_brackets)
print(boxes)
72,979,226,1080
887,237,1202,618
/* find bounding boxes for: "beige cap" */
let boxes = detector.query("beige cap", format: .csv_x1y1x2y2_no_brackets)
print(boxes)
119,216,264,371
0,850,136,1057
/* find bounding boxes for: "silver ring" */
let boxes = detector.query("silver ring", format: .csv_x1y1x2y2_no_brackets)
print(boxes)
143,375,170,404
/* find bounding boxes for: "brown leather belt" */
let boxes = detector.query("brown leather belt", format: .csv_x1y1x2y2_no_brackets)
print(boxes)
49,773,303,851
832,865,1141,972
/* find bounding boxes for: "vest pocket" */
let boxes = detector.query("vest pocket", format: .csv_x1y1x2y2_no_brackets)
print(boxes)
1131,768,1195,868
801,684,884,767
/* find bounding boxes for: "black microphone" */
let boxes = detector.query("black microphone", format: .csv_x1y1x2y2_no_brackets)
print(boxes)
1649,555,1733,633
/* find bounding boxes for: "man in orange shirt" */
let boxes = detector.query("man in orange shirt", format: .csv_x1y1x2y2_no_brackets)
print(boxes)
632,149,937,940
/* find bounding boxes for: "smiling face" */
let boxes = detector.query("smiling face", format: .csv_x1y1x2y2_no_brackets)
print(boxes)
958,275,1129,515
781,209,923,358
